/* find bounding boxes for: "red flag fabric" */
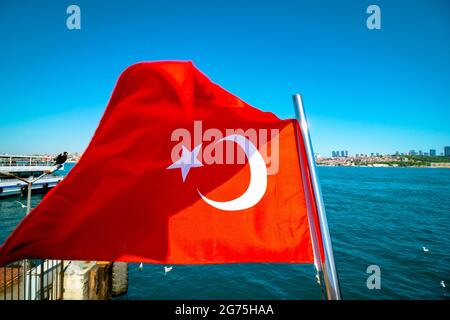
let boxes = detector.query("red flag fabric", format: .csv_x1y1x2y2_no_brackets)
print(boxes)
0,61,323,266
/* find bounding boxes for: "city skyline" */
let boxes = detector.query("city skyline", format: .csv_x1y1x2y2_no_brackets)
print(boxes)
1,1,449,156
328,146,450,158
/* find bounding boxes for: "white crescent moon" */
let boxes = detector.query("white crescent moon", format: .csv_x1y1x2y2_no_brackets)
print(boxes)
198,134,267,211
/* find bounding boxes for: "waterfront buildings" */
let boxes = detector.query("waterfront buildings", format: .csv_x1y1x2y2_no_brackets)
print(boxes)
321,146,449,167
331,150,349,158
445,146,450,157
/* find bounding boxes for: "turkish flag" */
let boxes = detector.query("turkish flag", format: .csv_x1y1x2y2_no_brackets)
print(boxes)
0,61,323,266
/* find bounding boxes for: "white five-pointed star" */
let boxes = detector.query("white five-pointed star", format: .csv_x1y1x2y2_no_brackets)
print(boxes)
167,144,203,182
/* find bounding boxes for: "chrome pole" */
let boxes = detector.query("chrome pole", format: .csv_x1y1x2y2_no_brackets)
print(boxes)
22,181,32,300
26,182,32,215
293,107,325,297
293,94,342,300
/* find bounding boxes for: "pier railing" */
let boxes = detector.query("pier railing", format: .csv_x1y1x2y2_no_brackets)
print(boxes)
0,259,64,300
0,155,54,168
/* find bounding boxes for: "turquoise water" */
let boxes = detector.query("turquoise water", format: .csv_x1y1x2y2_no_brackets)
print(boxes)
0,166,449,299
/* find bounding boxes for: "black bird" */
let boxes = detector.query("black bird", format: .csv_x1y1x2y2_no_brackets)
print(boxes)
53,152,68,165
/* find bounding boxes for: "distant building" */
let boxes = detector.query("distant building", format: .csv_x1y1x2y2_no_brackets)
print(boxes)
409,150,416,156
340,151,345,157
430,149,436,156
445,146,450,157
418,150,423,156
370,153,374,157
344,151,349,157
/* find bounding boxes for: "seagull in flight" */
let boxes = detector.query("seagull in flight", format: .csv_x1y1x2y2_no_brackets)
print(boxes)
15,201,26,208
164,266,173,275
422,247,429,253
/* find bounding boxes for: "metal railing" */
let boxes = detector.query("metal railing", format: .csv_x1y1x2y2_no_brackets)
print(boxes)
0,259,64,300
0,155,54,167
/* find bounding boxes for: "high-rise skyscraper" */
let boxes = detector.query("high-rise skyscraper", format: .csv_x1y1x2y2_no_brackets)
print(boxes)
341,151,345,157
430,149,436,156
445,146,450,157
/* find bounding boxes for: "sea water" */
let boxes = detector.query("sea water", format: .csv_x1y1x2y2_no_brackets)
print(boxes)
0,165,449,299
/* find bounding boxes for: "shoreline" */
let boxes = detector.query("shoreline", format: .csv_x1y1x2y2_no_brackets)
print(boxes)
317,165,450,169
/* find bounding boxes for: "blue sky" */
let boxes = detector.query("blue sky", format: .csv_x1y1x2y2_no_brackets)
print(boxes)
0,0,449,156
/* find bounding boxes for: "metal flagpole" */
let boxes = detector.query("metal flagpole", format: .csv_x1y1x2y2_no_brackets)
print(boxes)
292,94,342,300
